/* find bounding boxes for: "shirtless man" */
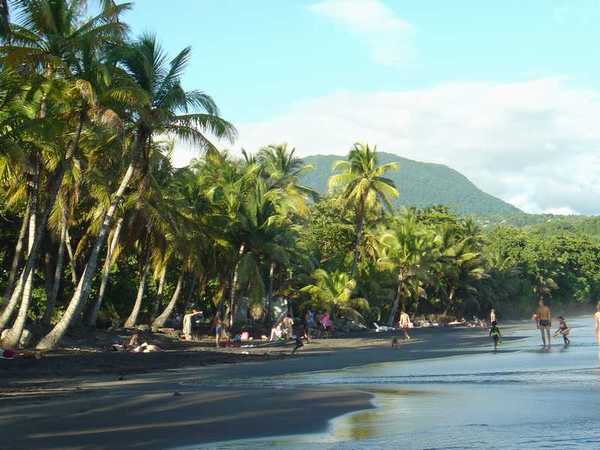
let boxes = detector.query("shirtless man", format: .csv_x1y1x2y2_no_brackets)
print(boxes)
536,299,552,350
594,301,600,343
490,308,496,325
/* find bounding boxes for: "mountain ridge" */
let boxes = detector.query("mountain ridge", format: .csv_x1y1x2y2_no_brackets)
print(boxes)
300,152,523,217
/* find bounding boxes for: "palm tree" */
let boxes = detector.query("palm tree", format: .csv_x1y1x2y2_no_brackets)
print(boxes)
300,269,367,322
432,224,487,316
376,213,436,325
36,34,236,350
328,143,399,275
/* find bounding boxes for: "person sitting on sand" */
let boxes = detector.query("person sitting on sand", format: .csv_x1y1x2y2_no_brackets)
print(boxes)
282,313,294,339
554,316,570,345
320,311,333,333
132,342,162,353
489,321,501,351
112,332,141,351
182,309,203,341
269,320,283,342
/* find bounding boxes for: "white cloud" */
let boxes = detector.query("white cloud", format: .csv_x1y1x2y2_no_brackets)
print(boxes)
307,0,415,66
218,78,600,215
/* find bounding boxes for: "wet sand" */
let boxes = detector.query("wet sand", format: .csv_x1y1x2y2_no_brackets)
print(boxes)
1,327,520,450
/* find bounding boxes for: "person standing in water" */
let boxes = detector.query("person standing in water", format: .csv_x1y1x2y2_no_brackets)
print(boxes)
399,311,411,340
554,316,570,346
489,321,501,351
594,301,600,343
536,299,552,350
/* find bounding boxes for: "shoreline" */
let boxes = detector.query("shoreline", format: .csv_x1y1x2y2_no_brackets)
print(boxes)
1,326,527,450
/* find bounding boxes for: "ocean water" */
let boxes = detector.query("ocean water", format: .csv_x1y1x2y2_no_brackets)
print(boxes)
192,317,600,450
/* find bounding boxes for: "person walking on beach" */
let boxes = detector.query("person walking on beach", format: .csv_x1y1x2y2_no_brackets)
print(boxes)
554,316,570,346
489,308,496,325
305,309,316,341
399,311,411,340
214,313,223,348
536,299,552,350
489,321,501,351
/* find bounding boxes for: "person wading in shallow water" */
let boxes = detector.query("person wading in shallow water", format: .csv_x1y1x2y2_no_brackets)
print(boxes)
594,301,600,344
536,299,552,350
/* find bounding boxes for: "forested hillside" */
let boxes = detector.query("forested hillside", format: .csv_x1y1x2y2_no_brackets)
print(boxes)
301,153,523,216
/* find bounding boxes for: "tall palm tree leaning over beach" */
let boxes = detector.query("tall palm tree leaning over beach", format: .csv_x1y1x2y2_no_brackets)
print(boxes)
36,33,236,350
328,143,399,276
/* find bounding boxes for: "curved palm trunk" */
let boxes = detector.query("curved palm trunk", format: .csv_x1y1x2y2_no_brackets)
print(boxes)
387,272,403,327
229,243,245,327
351,202,365,276
151,266,167,321
2,190,37,348
124,257,150,328
86,218,123,327
64,228,78,286
1,200,30,307
152,272,184,329
42,217,67,325
36,159,137,350
264,262,275,326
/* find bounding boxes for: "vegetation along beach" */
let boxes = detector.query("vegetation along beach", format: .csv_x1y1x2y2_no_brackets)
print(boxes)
1,1,600,449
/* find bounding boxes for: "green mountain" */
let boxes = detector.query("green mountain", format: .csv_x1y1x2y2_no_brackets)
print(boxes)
300,152,524,217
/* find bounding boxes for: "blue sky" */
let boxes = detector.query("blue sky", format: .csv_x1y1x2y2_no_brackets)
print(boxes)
124,0,600,122
124,1,600,214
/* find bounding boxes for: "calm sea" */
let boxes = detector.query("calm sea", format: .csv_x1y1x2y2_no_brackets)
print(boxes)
190,316,600,449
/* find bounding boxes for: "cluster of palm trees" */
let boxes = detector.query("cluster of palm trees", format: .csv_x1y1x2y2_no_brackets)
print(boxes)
0,0,237,349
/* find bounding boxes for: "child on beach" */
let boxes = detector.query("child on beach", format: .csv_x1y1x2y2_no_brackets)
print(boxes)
554,316,570,345
489,321,501,351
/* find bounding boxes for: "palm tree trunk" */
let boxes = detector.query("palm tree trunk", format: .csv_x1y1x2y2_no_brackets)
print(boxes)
36,159,137,350
229,243,245,327
351,203,365,276
86,217,123,327
152,272,184,329
387,273,403,327
1,200,30,307
151,266,167,321
64,228,78,286
264,261,275,326
42,215,67,325
2,187,37,348
124,256,150,328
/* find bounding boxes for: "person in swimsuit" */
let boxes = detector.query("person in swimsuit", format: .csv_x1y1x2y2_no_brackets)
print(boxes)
490,308,496,325
536,299,552,350
554,316,570,345
489,320,501,352
594,302,600,344
399,311,411,340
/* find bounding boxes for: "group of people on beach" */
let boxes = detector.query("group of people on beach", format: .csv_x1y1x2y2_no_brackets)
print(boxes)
492,301,570,352
490,299,582,352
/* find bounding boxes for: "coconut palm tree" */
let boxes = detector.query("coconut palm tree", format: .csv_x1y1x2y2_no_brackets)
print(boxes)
300,269,367,322
328,143,399,276
376,213,436,325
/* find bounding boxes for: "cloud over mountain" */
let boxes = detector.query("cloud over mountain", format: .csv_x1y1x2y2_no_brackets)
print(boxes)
231,78,600,215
